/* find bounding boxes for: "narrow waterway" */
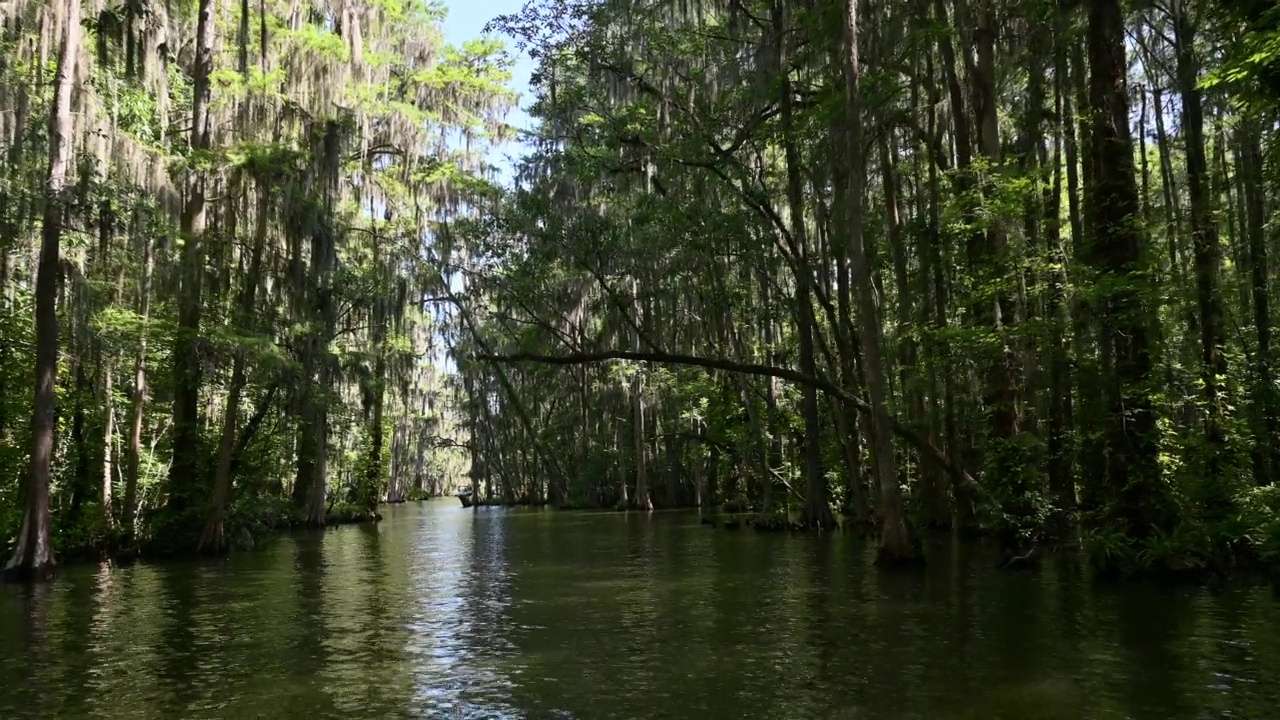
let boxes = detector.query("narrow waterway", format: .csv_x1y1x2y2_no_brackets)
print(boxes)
2,500,1277,718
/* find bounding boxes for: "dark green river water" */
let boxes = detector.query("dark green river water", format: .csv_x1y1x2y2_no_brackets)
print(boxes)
2,500,1278,719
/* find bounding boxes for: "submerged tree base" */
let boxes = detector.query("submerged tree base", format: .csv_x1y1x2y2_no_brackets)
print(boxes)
748,514,805,533
1,560,56,583
5,504,385,574
875,545,926,568
874,514,924,567
4,515,58,583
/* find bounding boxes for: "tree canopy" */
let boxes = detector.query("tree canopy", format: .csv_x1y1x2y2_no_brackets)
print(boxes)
4,0,1280,580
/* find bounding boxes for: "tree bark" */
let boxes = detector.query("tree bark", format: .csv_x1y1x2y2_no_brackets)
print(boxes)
842,0,915,559
200,191,268,551
774,0,831,528
123,230,153,538
5,0,80,581
168,0,217,519
1047,17,1077,514
1173,2,1228,476
1241,117,1276,484
1086,0,1170,538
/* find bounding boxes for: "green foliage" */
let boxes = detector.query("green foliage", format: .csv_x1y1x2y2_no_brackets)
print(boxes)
404,487,433,502
0,291,34,552
1,0,1275,589
980,433,1050,549
54,503,119,559
1229,485,1280,563
0,0,510,565
289,24,350,62
351,417,393,512
326,501,381,525
1083,526,1142,576
1203,0,1280,103
229,493,300,537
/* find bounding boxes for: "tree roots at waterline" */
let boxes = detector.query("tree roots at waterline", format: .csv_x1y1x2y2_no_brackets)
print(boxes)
875,518,925,567
3,513,56,583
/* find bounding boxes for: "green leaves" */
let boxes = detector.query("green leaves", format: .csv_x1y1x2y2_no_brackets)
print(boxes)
1203,0,1280,104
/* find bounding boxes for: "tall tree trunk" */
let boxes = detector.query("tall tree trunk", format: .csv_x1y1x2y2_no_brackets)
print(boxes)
761,269,792,512
883,130,921,495
1241,117,1276,484
0,204,10,443
631,278,651,510
363,213,392,511
100,211,121,523
168,0,217,520
615,401,629,507
365,340,388,513
1173,3,1228,481
1047,17,1077,515
5,0,80,581
1138,84,1153,229
970,0,1024,550
1148,73,1187,287
69,331,89,523
844,0,915,560
305,232,336,526
934,0,987,494
1067,29,1106,506
1086,0,1170,540
1223,124,1250,322
918,0,960,526
200,192,268,551
102,348,116,522
123,228,153,538
776,0,831,528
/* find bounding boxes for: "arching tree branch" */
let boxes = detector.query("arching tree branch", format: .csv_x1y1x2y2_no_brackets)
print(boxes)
474,348,983,497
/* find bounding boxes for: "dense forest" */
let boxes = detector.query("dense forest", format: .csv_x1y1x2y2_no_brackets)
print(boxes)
3,0,1280,581
457,0,1280,573
0,0,502,578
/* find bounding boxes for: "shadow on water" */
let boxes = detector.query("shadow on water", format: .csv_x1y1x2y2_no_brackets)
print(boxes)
290,529,335,714
155,563,201,711
3,501,1280,719
1,582,53,719
1115,583,1192,716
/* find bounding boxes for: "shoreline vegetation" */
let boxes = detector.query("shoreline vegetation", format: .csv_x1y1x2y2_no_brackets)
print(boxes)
6,0,1280,585
29,496,1280,593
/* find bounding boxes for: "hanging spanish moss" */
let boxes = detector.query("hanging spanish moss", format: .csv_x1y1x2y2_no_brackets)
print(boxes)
462,0,1280,577
0,0,513,573
4,0,1280,585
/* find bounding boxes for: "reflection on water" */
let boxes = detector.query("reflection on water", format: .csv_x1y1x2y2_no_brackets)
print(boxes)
2,501,1280,719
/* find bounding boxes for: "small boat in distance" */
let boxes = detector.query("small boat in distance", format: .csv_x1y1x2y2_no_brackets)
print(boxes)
457,485,474,508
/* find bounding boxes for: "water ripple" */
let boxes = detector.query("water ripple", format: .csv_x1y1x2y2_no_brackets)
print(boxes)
2,505,1280,718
